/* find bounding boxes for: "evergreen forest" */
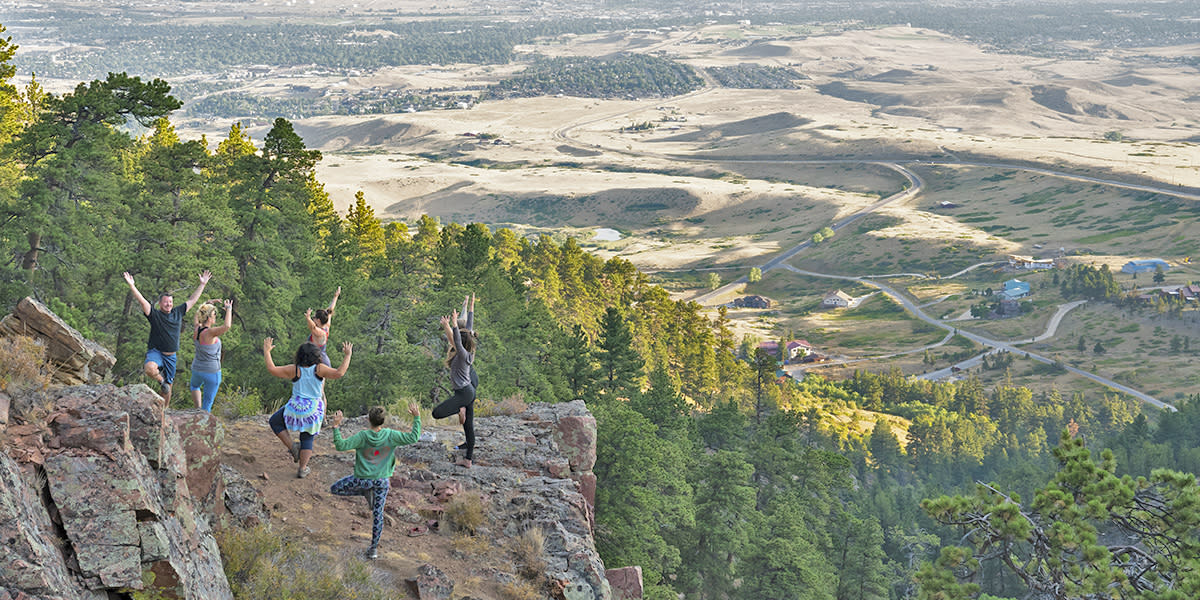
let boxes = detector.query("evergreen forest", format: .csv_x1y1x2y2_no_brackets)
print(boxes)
4,27,1200,600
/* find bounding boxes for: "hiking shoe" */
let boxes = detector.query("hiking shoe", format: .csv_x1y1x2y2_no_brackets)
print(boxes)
364,548,379,560
297,466,311,479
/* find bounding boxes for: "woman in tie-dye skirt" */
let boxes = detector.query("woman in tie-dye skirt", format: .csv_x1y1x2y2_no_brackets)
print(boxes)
263,338,354,478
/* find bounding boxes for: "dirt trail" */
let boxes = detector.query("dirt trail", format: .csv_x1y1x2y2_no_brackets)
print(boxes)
220,416,497,598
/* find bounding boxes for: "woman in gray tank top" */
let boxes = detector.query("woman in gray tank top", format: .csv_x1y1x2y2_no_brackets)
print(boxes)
189,299,232,412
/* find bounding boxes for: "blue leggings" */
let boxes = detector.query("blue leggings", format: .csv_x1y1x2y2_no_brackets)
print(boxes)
268,406,315,450
330,476,391,551
189,370,222,412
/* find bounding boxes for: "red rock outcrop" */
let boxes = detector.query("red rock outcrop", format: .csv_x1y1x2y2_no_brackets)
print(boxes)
1,382,234,598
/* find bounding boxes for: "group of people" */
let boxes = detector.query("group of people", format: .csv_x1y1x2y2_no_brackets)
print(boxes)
125,271,481,559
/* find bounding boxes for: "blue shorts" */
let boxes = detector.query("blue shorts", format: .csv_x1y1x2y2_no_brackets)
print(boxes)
145,349,178,385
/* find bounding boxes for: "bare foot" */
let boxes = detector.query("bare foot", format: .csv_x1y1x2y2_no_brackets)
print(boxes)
457,406,466,425
455,458,472,469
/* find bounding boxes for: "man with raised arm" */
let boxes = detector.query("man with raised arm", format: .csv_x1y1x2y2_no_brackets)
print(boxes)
124,270,211,402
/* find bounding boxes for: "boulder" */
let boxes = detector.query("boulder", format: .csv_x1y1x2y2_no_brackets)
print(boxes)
172,410,226,518
0,453,80,597
220,464,270,529
0,298,115,385
554,415,597,472
606,566,644,599
333,399,613,600
408,564,454,600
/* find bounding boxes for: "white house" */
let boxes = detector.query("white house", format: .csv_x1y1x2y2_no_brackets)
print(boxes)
823,290,853,308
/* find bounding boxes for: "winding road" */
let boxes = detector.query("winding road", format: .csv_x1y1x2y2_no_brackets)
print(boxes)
548,47,1185,410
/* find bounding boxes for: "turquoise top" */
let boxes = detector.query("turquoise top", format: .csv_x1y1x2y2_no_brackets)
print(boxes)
332,416,421,479
292,365,323,399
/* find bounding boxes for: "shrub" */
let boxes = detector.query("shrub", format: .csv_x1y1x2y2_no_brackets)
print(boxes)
444,493,485,534
216,386,267,420
218,525,390,600
512,526,547,580
450,532,491,557
0,335,53,420
0,335,51,393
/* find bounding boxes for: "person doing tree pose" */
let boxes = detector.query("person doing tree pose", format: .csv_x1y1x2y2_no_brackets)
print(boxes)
124,270,211,402
189,299,233,412
304,286,341,366
432,309,477,468
263,338,353,478
328,403,421,560
454,293,480,451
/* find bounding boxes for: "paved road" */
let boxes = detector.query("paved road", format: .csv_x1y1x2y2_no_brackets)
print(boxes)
776,264,1173,410
692,162,923,304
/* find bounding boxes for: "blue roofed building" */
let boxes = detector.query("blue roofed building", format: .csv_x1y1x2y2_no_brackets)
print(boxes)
1121,259,1170,274
998,279,1031,301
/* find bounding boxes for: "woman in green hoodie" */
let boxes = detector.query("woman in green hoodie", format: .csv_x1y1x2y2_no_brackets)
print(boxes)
328,402,421,559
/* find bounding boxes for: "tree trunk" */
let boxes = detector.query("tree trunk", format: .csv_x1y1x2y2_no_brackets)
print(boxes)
21,231,40,270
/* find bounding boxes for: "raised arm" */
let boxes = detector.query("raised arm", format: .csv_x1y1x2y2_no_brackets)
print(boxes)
205,299,234,339
449,309,467,355
185,270,212,312
327,286,341,315
461,294,475,332
440,314,454,344
123,271,152,316
387,403,422,445
262,338,295,379
316,341,353,380
468,293,475,331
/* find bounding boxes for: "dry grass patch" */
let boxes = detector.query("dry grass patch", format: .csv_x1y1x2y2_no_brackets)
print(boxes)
476,393,528,417
511,526,547,580
500,580,544,600
218,525,390,600
444,493,485,534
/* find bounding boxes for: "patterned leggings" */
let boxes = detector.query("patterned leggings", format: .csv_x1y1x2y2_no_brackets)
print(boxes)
330,476,391,551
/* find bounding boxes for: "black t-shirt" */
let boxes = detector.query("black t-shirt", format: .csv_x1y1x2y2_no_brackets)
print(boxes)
146,304,188,353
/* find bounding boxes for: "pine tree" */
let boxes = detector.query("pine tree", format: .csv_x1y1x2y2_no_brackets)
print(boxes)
921,432,1200,599
562,323,597,400
868,420,904,476
681,449,759,599
593,399,693,598
596,306,643,398
345,190,386,269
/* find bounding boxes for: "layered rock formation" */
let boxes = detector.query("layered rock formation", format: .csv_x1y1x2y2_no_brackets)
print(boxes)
0,298,257,599
0,297,115,386
1,385,235,600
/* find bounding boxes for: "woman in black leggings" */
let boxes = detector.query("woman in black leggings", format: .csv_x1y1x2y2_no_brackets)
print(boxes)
432,307,476,468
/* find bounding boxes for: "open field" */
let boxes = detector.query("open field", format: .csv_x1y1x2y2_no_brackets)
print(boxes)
1032,303,1200,403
